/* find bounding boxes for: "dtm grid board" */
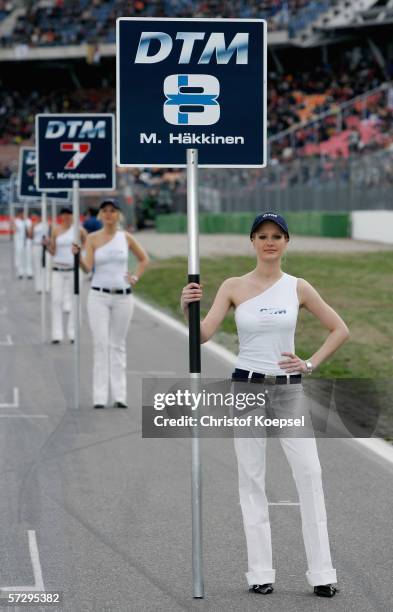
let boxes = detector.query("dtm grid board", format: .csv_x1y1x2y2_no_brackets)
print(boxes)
35,114,115,191
116,18,267,168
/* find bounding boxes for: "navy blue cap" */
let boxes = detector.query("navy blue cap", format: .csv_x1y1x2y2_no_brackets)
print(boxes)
59,206,72,215
99,198,120,211
250,212,289,238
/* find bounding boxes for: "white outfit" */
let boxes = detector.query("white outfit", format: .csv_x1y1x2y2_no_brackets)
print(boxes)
51,226,82,341
233,273,337,587
235,273,301,376
14,218,27,277
32,221,50,293
87,231,134,405
25,218,33,277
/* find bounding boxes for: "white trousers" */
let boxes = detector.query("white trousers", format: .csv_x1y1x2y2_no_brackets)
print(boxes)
15,240,33,277
233,384,337,587
32,245,50,293
51,270,77,341
25,238,33,276
87,290,134,405
14,241,25,277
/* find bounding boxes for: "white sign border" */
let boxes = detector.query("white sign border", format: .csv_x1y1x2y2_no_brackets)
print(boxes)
17,146,71,202
18,146,40,200
116,17,267,169
35,113,116,191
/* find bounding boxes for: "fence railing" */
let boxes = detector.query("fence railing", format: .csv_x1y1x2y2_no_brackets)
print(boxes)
172,147,393,214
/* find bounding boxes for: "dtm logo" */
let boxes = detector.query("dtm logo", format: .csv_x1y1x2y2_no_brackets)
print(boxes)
60,142,91,169
26,151,36,165
163,74,220,126
135,32,249,64
44,120,106,139
25,150,36,176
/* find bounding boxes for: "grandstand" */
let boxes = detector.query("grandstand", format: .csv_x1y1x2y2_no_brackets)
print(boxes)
0,0,392,239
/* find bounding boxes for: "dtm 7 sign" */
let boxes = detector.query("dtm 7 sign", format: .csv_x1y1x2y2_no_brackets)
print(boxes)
18,147,69,200
117,18,266,168
36,114,115,191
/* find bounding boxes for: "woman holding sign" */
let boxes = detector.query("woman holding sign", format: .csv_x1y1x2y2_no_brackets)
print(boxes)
181,212,349,598
46,206,87,343
72,199,149,409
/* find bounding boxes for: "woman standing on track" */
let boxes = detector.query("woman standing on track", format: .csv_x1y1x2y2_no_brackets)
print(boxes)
29,211,49,293
181,212,349,598
46,206,87,344
73,199,149,410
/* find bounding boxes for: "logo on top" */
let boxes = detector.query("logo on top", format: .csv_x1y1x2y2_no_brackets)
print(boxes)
43,119,105,170
164,74,220,126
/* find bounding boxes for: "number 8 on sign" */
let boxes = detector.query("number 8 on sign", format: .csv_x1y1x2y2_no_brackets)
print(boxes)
60,142,91,169
163,74,220,126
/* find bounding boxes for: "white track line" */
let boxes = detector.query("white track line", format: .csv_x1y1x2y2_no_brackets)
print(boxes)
0,387,19,408
0,334,13,345
0,530,45,592
134,297,393,466
134,297,236,366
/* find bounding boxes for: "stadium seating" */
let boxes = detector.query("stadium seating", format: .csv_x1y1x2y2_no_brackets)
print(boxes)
0,0,329,47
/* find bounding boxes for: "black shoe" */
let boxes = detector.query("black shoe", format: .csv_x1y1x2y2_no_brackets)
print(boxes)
51,340,60,344
27,276,33,279
250,584,274,595
314,584,339,597
114,401,128,409
94,404,105,409
70,339,74,344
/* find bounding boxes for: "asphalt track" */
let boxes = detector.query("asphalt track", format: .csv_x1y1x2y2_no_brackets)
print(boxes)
136,231,393,259
0,236,392,612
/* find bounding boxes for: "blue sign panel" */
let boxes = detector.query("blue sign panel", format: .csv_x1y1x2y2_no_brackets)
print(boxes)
117,18,266,168
36,114,115,191
18,147,69,200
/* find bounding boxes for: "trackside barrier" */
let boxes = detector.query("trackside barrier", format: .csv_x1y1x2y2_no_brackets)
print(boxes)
155,212,351,238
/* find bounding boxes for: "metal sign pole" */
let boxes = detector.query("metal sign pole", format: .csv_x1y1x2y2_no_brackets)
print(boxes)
23,200,28,281
8,176,14,278
8,175,14,243
186,149,204,599
41,192,48,343
10,202,16,277
72,180,80,410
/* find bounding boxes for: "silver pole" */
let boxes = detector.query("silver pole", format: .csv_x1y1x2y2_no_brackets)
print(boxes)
23,200,28,282
186,149,204,599
8,174,13,243
72,180,80,410
8,176,14,277
49,199,56,288
11,202,16,277
41,192,47,343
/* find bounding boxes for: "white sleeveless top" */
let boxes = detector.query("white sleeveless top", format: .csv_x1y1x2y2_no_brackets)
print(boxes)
53,226,74,267
91,231,130,290
234,273,300,376
33,222,49,246
14,218,26,244
25,218,32,242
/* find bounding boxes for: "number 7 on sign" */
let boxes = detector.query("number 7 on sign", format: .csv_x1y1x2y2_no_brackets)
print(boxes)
60,142,91,169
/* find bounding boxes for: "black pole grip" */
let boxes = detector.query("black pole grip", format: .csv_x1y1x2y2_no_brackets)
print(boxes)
188,273,201,374
42,243,46,268
74,251,80,295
